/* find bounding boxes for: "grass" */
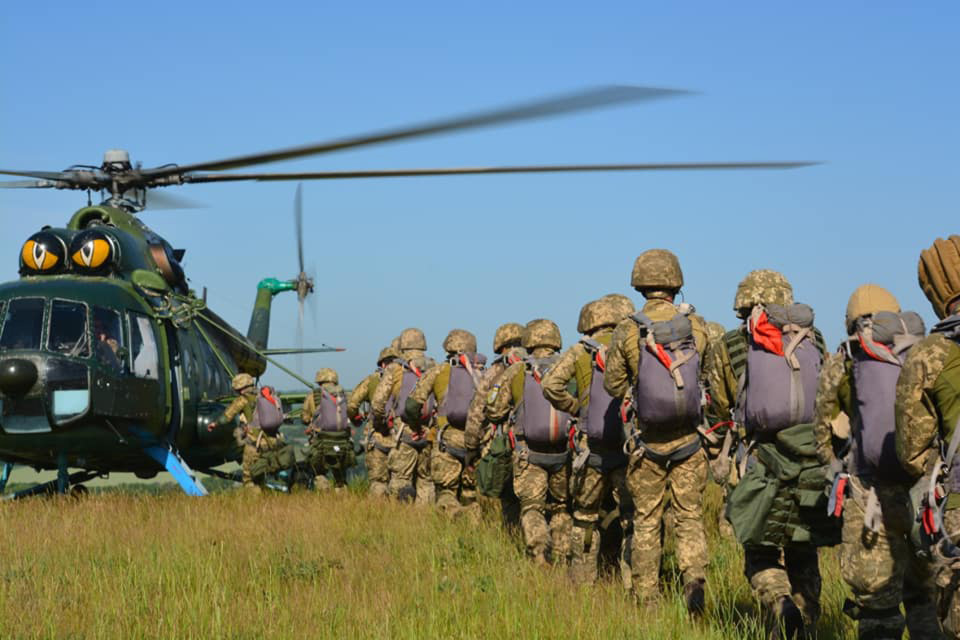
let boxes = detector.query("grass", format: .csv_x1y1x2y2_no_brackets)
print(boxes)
0,483,854,639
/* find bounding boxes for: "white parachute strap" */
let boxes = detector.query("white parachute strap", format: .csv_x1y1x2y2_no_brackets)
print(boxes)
857,324,902,366
864,486,882,533
459,353,482,388
782,324,812,370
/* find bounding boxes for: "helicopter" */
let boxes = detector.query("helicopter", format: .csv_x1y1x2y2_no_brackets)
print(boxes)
0,85,815,497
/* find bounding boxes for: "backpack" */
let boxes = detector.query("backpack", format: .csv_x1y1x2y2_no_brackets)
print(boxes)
738,303,822,435
476,428,513,497
389,358,434,425
848,311,925,480
253,386,284,432
310,385,350,433
629,312,702,431
512,355,573,448
575,338,623,446
437,353,483,429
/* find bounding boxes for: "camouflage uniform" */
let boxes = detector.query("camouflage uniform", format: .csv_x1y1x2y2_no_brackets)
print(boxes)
406,329,482,514
371,328,436,504
349,347,398,497
813,287,942,640
605,295,709,602
302,368,353,490
542,294,635,586
487,319,571,565
702,269,826,635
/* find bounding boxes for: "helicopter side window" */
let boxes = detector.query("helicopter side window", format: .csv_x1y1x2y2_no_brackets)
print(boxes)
129,313,159,380
0,298,45,351
48,300,90,357
93,307,124,373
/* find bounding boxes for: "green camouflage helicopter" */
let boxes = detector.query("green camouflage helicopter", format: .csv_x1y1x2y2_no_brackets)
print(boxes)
0,85,813,497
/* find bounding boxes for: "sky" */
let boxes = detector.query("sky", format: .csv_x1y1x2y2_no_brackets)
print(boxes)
1,2,958,388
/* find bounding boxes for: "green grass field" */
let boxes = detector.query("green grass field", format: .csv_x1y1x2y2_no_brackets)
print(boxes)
0,484,854,639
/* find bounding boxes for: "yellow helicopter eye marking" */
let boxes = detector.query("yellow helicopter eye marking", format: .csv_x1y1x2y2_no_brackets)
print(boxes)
72,238,111,268
22,240,58,271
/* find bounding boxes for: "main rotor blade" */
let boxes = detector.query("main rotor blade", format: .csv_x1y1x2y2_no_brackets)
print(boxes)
182,161,819,183
0,179,59,188
295,183,304,274
263,347,345,355
0,169,70,181
143,86,686,178
145,190,207,210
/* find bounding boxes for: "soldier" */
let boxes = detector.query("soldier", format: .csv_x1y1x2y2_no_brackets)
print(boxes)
405,329,484,514
896,235,960,639
302,368,353,491
371,327,437,504
208,372,294,492
703,268,836,638
466,322,525,523
349,346,399,497
487,318,572,565
814,285,941,640
604,249,709,613
542,294,635,586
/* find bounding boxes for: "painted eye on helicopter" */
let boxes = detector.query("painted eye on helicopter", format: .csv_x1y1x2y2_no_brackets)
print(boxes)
70,231,117,271
20,232,67,274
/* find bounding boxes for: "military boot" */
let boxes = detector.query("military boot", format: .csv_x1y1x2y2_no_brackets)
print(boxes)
683,579,706,616
770,596,804,640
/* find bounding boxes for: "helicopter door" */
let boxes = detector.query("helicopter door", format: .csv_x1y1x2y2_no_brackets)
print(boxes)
161,323,183,442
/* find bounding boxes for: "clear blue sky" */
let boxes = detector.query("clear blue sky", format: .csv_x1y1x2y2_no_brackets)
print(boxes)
2,2,957,388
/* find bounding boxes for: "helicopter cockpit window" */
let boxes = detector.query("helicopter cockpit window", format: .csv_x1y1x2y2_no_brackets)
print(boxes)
129,313,159,380
93,307,124,372
0,298,45,351
48,300,90,357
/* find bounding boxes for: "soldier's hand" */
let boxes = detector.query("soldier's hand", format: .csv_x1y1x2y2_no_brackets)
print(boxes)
207,422,217,432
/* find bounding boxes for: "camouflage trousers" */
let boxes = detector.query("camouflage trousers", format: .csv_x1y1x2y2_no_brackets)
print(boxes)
513,448,571,564
242,429,294,489
570,459,633,587
432,427,478,515
744,544,821,631
365,431,394,497
626,442,708,600
936,509,960,639
840,476,942,640
387,431,435,505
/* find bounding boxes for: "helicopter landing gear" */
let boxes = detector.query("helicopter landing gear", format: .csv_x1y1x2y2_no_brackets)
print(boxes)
0,462,13,494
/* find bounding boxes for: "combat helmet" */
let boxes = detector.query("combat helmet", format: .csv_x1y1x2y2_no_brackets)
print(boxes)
733,269,794,318
577,294,635,334
522,318,562,351
398,327,427,351
377,346,399,365
315,368,339,385
919,235,960,319
442,329,477,354
493,322,524,353
631,249,683,292
232,372,255,392
845,284,900,334
390,336,401,351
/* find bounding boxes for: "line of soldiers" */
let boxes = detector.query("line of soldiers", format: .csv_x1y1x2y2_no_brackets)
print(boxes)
216,237,960,640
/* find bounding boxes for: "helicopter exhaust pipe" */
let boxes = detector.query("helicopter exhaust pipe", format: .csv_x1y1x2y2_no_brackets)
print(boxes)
0,359,38,397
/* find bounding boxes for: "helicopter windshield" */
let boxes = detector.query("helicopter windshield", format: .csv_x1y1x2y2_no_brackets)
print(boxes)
93,307,124,373
0,298,45,351
129,313,158,380
48,300,90,357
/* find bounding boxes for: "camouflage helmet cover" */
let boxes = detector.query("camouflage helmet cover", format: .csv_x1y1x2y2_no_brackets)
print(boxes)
631,249,684,291
845,284,900,334
442,328,478,354
314,367,339,384
522,318,562,351
577,294,636,333
232,372,255,391
492,322,524,353
918,235,960,319
377,346,399,365
390,336,401,351
398,327,427,351
733,269,794,315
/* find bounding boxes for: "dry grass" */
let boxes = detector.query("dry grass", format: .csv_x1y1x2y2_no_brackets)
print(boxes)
0,485,854,639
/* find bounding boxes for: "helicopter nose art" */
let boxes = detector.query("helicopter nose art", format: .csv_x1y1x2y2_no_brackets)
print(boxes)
0,359,38,397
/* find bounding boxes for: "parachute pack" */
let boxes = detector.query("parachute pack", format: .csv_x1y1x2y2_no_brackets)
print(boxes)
436,353,484,429
389,358,434,426
512,355,573,449
310,386,350,433
575,338,623,446
737,303,822,435
629,311,702,431
254,386,285,432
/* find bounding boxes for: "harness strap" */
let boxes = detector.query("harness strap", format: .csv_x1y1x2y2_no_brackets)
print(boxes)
634,437,701,469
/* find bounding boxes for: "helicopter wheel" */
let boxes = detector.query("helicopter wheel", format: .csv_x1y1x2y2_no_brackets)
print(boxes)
69,484,89,498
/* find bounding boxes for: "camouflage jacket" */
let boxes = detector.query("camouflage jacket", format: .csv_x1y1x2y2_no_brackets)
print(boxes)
464,347,526,451
301,382,344,425
542,328,614,416
218,390,257,426
370,350,435,428
896,333,960,480
701,327,741,429
485,347,556,426
347,370,380,419
813,351,853,466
